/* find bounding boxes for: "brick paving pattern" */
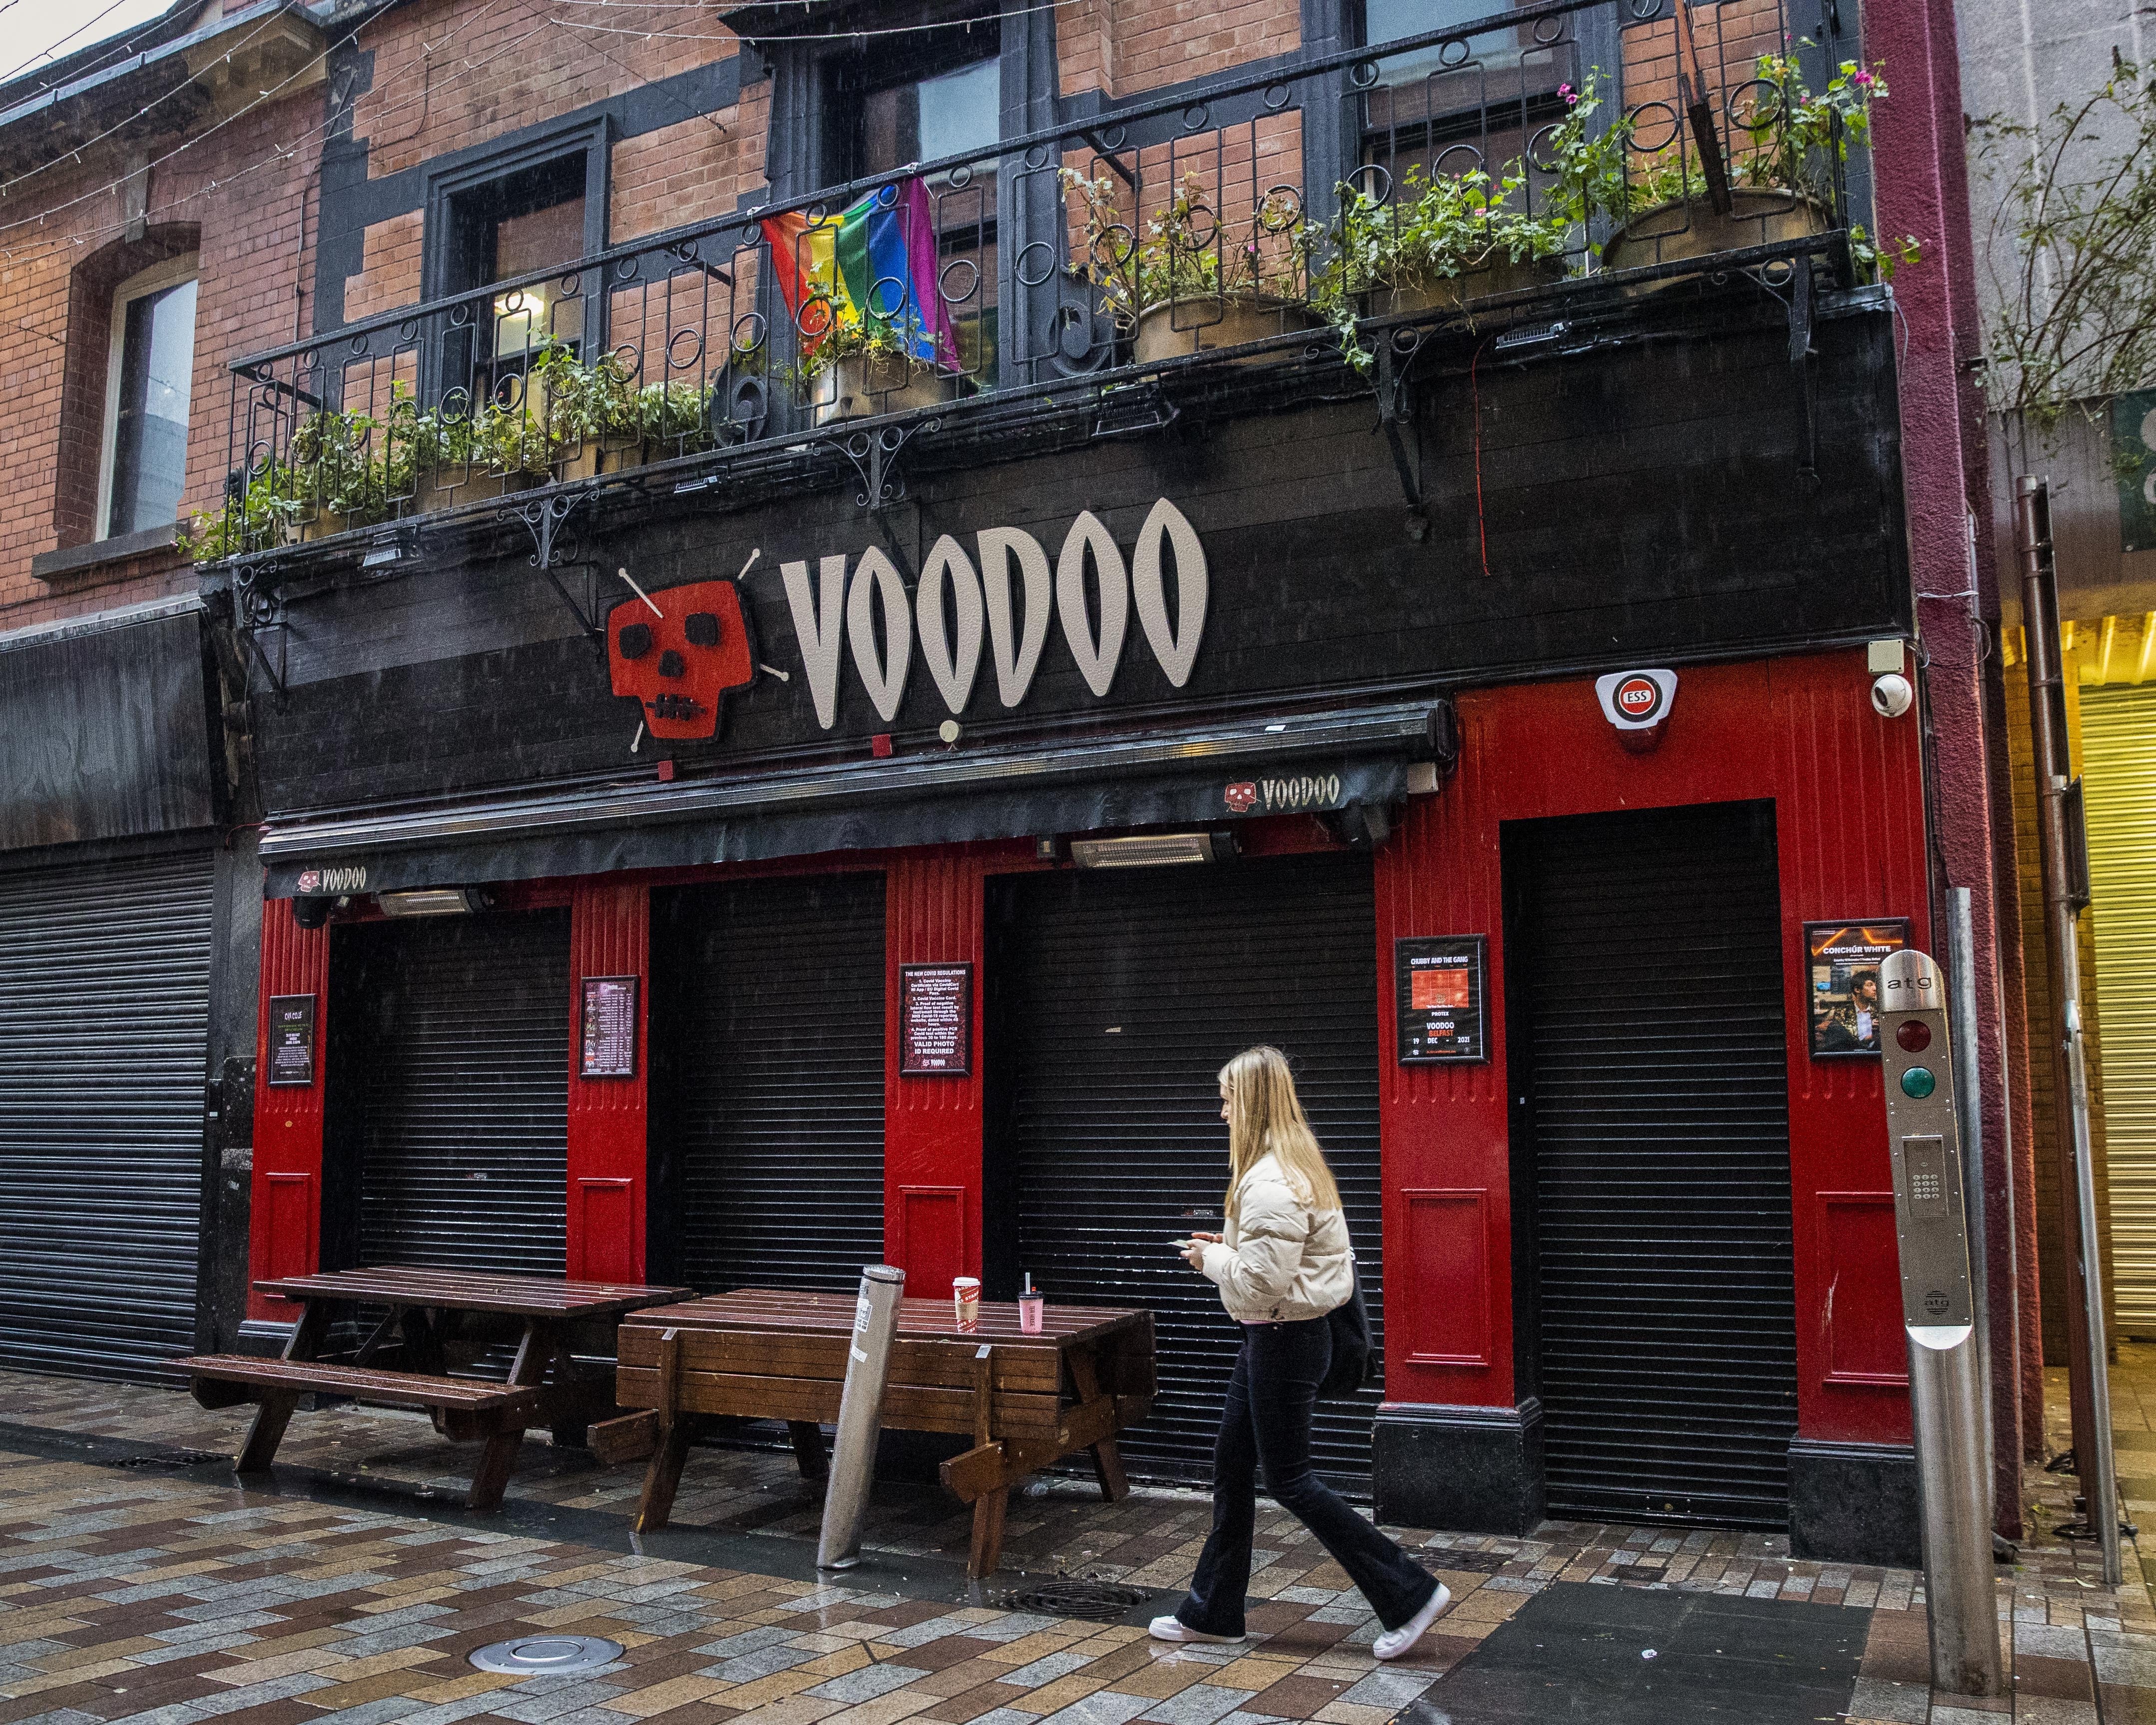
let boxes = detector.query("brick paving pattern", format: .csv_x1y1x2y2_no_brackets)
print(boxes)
5,1347,2156,1722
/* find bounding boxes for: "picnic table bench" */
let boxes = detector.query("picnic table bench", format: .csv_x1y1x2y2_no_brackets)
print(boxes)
609,1288,1155,1577
172,1266,691,1510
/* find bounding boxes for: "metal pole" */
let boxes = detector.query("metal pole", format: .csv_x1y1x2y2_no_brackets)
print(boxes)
817,1264,906,1571
1945,889,1997,1538
1880,950,2005,1698
2014,475,2120,1585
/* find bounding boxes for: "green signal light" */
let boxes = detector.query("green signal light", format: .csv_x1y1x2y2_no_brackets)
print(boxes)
1901,1066,1937,1099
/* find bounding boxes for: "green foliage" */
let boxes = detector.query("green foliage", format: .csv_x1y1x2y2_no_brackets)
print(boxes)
1060,168,1305,329
1970,54,2156,430
190,349,721,562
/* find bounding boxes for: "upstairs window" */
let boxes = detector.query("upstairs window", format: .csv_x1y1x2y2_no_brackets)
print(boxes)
100,254,198,539
442,152,590,382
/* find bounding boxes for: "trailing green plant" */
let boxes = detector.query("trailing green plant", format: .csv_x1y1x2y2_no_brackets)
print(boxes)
1969,52,2156,432
1731,46,1886,204
783,307,941,392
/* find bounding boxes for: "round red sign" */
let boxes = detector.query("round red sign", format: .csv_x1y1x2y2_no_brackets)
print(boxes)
1614,675,1663,723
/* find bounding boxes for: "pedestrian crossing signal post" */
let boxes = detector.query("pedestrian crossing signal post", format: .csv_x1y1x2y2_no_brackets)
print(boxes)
1880,949,2005,1699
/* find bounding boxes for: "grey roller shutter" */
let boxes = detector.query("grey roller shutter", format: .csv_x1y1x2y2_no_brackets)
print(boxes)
656,873,887,1294
987,853,1384,1489
0,845,213,1380
340,911,571,1278
1509,799,1797,1528
2082,686,2156,1334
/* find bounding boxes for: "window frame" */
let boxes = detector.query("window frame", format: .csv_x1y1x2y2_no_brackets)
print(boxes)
96,249,199,542
418,117,612,405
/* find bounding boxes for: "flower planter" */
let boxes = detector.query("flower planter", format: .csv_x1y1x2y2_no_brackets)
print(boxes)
1132,296,1319,366
412,469,539,515
812,352,949,424
1601,190,1828,289
1371,252,1569,317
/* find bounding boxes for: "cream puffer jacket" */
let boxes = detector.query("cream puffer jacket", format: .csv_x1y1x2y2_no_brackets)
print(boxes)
1198,1152,1355,1323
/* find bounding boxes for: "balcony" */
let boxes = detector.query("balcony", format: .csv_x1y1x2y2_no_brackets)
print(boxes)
201,0,1892,574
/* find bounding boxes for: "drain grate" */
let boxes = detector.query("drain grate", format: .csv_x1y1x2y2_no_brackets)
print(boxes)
116,1450,224,1469
1604,1562,1669,1582
1422,1548,1516,1574
470,1636,623,1676
992,1580,1154,1623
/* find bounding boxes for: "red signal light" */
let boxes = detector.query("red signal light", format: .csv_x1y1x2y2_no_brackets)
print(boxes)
1896,1020,1932,1053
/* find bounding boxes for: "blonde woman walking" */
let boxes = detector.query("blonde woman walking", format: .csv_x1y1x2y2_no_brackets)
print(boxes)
1151,1046,1451,1661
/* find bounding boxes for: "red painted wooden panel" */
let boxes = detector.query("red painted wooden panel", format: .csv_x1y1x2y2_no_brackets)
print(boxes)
1818,1194,1909,1389
566,880,649,1283
576,1178,637,1285
248,900,329,1320
884,843,1030,1282
896,1184,967,1300
1399,1189,1491,1368
1375,650,1926,1445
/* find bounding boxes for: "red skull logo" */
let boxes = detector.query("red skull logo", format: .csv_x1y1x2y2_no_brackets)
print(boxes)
1224,781,1258,814
607,579,756,741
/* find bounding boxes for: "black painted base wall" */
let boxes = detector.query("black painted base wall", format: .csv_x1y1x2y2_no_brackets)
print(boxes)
1372,1399,1546,1533
1788,1439,1921,1568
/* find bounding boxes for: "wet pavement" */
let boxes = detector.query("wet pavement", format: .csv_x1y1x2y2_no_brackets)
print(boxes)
2,1349,2155,1724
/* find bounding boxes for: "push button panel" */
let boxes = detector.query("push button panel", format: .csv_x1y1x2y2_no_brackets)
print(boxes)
1880,949,1974,1331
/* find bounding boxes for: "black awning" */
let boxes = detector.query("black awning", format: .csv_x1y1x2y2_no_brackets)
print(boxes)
261,701,1447,897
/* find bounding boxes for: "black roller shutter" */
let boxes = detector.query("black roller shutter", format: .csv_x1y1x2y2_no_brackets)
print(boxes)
336,911,571,1277
0,845,213,1380
654,873,887,1294
986,853,1383,1489
1507,800,1797,1528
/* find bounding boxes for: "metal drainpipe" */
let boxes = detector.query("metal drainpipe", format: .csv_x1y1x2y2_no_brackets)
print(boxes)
2014,474,2120,1587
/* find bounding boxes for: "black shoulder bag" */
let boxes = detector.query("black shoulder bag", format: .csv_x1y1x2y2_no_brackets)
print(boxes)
1320,1253,1374,1401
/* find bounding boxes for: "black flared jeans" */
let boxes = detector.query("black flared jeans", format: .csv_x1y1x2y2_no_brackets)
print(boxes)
1176,1316,1438,1637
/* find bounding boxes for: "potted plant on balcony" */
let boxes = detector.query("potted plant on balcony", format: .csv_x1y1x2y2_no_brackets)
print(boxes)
1065,168,1318,364
789,306,951,423
1602,46,1916,280
1303,71,1629,372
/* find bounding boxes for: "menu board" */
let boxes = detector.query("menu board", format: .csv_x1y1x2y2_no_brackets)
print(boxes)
580,975,639,1078
901,963,972,1076
1804,920,1909,1058
1396,937,1487,1064
266,994,316,1088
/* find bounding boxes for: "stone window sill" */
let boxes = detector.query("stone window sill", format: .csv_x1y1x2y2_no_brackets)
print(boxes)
31,522,183,585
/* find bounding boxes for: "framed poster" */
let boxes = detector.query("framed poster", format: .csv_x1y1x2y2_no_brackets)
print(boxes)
1396,936,1487,1063
900,963,972,1076
1804,920,1910,1058
580,975,639,1078
266,994,316,1087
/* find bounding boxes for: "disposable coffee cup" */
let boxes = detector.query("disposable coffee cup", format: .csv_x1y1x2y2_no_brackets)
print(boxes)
953,1276,981,1333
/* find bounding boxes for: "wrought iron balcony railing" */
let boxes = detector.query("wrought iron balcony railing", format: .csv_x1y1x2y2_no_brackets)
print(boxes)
207,0,1876,561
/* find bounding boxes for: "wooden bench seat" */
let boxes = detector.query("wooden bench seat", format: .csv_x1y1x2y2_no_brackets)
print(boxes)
173,1355,542,1445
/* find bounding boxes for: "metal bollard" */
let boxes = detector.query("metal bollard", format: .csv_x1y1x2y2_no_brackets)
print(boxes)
817,1264,906,1571
1880,950,2004,1699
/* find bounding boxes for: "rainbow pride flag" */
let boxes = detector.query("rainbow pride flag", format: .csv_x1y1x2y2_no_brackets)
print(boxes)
762,177,959,368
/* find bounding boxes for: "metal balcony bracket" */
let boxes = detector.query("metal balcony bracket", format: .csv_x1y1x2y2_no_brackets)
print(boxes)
825,418,940,517
505,492,603,641
231,568,290,701
1786,252,1818,481
1373,334,1427,523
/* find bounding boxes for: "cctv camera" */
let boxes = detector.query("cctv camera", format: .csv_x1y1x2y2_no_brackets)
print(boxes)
1871,672,1914,719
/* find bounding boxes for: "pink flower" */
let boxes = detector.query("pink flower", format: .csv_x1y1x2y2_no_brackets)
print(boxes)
1853,68,1874,85
1559,82,1576,103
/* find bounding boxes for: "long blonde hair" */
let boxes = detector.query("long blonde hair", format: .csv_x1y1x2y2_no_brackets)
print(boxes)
1219,1045,1342,1220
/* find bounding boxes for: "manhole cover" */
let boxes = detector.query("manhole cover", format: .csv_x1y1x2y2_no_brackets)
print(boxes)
470,1636,623,1676
993,1581,1152,1622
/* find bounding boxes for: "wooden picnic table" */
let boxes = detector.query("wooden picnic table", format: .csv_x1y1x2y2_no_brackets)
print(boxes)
173,1266,692,1510
610,1288,1156,1577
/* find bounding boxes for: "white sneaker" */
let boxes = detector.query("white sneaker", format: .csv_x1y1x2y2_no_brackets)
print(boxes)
1147,1615,1244,1645
1371,1584,1451,1662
